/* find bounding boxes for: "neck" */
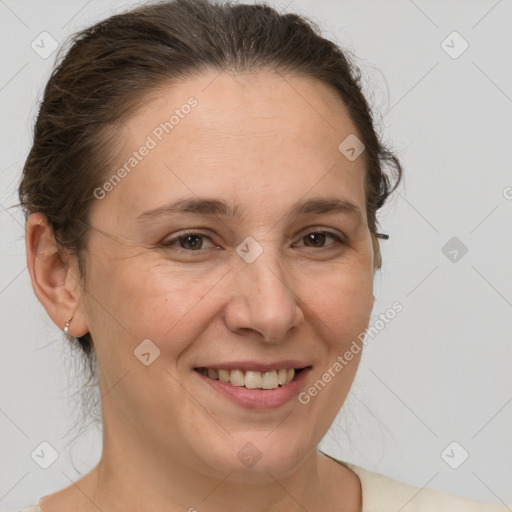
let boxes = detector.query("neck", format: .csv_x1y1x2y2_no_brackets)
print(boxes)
95,440,318,512
83,414,359,512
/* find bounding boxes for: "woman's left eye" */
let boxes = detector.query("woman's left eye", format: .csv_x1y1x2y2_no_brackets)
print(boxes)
293,231,345,249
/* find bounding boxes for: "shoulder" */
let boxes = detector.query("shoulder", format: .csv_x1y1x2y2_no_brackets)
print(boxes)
341,459,507,512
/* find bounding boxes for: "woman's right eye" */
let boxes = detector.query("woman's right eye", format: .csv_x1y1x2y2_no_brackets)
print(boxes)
161,232,216,251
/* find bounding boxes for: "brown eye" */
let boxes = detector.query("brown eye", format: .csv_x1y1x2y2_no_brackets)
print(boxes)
296,231,344,249
162,232,214,251
179,234,204,250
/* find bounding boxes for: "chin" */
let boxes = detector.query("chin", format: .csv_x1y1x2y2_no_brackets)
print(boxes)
198,432,314,483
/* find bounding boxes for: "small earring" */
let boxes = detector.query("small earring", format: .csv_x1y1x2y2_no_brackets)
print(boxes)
64,317,73,335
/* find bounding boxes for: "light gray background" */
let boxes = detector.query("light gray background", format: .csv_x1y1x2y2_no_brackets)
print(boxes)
1,0,511,510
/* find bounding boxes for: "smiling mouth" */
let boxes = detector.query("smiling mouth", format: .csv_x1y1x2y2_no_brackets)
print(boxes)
194,367,307,390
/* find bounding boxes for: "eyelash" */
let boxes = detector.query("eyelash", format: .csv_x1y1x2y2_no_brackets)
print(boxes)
160,229,346,253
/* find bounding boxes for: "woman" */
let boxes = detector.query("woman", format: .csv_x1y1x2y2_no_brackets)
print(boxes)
18,0,506,510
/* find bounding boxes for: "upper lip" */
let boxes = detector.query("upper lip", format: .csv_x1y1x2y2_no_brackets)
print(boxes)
194,360,310,372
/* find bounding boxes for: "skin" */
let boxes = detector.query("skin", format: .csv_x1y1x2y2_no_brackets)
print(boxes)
26,70,378,512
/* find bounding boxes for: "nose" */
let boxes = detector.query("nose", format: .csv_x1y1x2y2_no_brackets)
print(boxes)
223,246,304,343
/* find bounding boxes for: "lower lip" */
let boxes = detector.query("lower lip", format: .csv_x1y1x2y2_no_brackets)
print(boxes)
195,368,311,410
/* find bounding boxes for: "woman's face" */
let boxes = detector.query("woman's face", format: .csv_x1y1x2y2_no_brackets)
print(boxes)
82,70,375,479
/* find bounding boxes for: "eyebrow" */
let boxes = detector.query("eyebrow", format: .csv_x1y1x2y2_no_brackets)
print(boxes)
135,196,363,223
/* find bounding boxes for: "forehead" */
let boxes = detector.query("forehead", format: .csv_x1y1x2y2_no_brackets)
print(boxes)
91,70,368,227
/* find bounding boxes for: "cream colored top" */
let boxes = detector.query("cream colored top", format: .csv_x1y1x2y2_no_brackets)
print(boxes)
20,455,507,511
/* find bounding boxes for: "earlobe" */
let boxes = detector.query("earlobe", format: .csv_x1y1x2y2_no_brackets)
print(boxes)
25,213,89,337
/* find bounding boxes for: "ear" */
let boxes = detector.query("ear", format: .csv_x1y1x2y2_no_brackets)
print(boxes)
371,234,382,272
25,212,89,338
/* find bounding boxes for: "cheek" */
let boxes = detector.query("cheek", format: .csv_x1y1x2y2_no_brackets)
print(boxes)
88,256,227,353
299,262,374,344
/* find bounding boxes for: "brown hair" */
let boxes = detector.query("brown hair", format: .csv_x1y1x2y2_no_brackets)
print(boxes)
18,0,402,427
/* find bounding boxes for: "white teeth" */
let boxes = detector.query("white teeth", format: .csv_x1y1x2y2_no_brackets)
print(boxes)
245,371,262,389
262,370,279,389
218,369,230,383
199,367,299,389
229,369,245,387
